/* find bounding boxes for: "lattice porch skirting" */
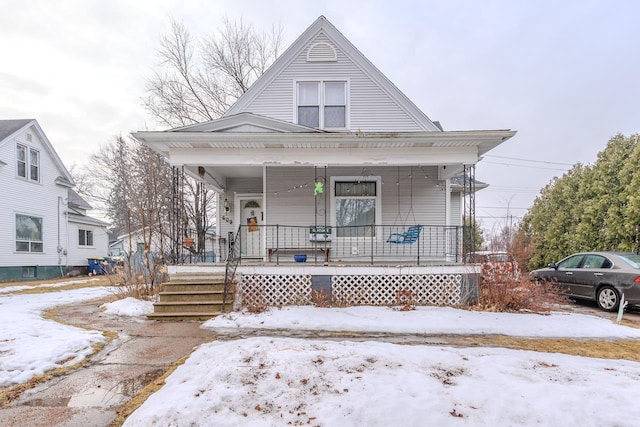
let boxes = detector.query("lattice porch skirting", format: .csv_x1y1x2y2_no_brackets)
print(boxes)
237,273,467,308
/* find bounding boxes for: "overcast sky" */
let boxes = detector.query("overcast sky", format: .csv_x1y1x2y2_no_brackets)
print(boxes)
2,0,639,234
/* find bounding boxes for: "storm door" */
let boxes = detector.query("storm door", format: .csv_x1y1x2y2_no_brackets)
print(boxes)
236,195,263,258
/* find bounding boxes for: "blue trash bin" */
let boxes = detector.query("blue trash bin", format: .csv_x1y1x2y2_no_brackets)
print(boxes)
87,258,104,275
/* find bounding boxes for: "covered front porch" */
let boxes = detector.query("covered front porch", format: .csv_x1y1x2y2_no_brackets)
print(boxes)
133,122,514,318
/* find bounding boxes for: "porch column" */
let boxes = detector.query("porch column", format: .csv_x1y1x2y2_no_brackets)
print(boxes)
444,178,451,227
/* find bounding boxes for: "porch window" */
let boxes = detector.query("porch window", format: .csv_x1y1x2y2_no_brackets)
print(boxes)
297,81,346,129
79,229,94,246
16,144,40,182
335,181,377,237
16,214,43,252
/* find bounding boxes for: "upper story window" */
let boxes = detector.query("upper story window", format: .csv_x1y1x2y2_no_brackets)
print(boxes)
17,144,40,182
79,229,94,247
16,214,43,253
297,81,346,129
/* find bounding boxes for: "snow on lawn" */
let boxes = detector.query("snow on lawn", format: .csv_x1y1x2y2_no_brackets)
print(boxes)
0,277,101,294
204,305,640,338
124,337,640,427
101,297,154,317
0,286,112,387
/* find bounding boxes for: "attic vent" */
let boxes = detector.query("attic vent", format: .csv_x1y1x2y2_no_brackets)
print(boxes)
26,133,32,142
307,42,337,62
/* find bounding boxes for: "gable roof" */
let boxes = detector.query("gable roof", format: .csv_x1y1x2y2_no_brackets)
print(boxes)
0,119,32,141
68,188,93,210
224,16,441,131
170,112,325,133
0,119,75,187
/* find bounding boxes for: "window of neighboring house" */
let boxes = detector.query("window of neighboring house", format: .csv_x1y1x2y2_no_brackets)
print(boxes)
334,179,379,237
16,144,40,182
297,81,346,129
136,242,145,253
79,229,94,246
22,266,36,278
16,214,43,252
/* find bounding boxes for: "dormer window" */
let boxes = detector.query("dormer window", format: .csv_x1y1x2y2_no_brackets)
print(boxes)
17,144,40,182
297,81,347,129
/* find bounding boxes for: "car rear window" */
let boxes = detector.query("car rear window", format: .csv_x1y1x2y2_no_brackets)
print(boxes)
617,254,640,269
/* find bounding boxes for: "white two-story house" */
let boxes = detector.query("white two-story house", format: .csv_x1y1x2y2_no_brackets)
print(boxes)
0,119,108,280
134,16,516,312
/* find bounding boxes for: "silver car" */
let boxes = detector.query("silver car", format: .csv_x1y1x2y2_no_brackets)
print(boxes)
531,252,640,311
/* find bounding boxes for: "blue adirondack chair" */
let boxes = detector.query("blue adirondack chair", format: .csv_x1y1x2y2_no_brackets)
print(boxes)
387,225,423,244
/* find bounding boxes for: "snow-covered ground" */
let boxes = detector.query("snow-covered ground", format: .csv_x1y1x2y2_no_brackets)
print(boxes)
100,297,154,317
124,337,640,427
123,307,640,426
203,305,640,338
4,288,640,426
0,286,112,386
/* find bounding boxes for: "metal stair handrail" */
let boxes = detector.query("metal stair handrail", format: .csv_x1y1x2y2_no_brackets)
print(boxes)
222,226,242,312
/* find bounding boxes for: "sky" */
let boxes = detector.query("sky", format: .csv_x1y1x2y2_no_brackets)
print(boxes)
2,0,639,234
3,284,640,425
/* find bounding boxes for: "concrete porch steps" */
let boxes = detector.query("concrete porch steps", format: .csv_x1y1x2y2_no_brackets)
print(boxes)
148,273,234,321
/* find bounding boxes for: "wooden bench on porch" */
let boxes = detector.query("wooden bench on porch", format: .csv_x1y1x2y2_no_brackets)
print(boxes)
267,247,331,263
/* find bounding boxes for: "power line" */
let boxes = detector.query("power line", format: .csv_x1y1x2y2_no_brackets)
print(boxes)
477,206,530,210
485,154,574,166
482,161,569,172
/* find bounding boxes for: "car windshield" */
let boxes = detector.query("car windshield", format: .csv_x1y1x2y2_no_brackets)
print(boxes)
617,253,640,269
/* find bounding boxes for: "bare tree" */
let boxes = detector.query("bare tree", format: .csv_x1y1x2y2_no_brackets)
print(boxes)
144,17,284,128
89,135,173,295
141,16,284,265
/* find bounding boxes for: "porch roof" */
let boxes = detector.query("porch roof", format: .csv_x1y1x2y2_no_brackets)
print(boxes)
133,129,516,160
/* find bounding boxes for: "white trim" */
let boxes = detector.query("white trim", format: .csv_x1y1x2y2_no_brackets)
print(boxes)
330,175,382,241
170,264,480,276
170,146,479,167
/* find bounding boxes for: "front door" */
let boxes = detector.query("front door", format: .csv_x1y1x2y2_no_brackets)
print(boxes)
236,195,263,258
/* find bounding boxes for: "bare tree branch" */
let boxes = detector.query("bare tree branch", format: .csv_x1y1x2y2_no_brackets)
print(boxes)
143,16,284,128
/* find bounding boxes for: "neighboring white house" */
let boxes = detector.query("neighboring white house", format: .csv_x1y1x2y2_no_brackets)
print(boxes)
66,188,110,269
0,119,108,280
110,227,219,262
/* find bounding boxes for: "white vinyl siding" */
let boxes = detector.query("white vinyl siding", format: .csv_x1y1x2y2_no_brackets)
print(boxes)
0,125,69,267
66,220,109,266
240,33,425,132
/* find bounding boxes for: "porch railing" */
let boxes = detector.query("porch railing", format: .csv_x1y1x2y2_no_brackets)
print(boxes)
231,224,463,265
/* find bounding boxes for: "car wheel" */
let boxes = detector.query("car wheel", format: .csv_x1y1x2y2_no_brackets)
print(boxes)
596,286,619,312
